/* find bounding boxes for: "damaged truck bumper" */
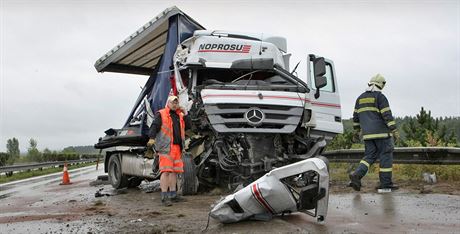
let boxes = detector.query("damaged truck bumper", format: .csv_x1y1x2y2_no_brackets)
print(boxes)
210,157,329,223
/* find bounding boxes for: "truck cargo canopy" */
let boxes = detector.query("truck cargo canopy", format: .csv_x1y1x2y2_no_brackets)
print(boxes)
94,6,205,129
94,6,204,76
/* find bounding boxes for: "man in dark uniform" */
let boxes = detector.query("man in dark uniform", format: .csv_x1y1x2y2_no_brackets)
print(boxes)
349,74,400,193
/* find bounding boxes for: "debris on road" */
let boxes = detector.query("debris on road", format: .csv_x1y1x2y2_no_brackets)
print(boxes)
130,218,143,223
97,175,109,181
139,180,160,193
210,157,329,223
94,188,111,198
423,172,437,184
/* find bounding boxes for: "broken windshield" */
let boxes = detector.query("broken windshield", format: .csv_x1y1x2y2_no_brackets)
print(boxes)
195,68,309,93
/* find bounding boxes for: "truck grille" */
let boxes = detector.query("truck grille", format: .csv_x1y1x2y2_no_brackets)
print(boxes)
204,104,303,133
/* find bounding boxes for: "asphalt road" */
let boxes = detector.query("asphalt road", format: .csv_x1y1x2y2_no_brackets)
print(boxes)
0,166,459,233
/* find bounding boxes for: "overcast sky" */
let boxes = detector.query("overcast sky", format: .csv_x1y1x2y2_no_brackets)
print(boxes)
1,0,459,152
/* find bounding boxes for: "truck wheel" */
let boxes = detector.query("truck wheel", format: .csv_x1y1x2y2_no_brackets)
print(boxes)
108,154,128,189
128,177,143,188
180,153,198,195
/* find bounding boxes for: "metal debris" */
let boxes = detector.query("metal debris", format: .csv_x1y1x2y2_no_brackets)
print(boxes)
95,188,111,198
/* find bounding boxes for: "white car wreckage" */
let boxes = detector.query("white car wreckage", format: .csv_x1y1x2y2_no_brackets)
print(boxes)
210,157,329,223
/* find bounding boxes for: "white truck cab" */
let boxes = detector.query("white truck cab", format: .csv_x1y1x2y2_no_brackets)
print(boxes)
176,30,343,138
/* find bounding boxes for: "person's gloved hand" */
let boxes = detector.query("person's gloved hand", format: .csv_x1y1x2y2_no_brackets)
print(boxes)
147,139,156,147
352,130,361,143
145,149,155,159
392,130,400,142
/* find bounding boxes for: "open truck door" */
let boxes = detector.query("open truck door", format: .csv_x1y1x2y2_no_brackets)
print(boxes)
307,55,343,139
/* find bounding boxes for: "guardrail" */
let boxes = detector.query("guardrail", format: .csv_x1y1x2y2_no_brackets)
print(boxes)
2,147,458,175
324,147,460,165
0,159,99,175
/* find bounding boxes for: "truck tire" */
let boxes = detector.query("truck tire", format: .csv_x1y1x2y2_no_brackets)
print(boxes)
180,153,198,195
108,154,129,189
128,177,143,188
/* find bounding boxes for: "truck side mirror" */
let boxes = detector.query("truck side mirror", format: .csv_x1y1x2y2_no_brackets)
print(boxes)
313,57,326,78
312,57,327,98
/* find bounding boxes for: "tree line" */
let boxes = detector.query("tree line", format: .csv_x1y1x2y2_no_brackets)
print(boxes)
328,107,459,150
0,138,99,166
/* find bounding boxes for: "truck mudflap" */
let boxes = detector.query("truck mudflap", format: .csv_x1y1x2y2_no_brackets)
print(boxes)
210,157,329,223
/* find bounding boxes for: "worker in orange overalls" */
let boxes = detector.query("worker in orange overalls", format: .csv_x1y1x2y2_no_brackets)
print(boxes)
146,95,190,206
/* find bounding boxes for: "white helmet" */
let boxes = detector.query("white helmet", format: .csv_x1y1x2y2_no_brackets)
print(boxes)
368,74,386,89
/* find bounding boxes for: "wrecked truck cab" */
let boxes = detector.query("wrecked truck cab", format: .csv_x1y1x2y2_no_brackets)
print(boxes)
94,7,342,198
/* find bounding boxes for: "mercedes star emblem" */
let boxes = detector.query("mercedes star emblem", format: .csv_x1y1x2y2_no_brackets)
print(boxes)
245,108,265,126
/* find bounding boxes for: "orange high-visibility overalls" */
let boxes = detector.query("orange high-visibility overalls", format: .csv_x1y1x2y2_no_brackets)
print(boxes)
155,107,185,173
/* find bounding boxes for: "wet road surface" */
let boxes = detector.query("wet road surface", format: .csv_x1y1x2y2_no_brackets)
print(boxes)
0,166,100,200
0,166,459,233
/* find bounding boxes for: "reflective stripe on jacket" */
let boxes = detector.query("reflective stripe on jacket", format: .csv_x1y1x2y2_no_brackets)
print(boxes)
155,107,185,155
353,91,396,140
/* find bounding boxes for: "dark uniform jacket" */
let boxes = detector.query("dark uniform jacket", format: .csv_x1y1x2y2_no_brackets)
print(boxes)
353,91,396,140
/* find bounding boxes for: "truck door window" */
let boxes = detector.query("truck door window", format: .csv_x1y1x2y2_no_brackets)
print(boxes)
310,63,335,93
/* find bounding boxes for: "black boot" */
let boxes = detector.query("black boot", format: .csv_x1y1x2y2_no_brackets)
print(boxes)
349,173,362,191
161,192,172,206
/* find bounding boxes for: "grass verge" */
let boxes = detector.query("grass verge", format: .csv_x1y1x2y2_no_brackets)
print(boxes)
0,162,97,184
329,162,460,194
330,162,460,182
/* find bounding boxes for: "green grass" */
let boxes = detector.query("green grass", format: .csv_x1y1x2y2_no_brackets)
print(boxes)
329,162,460,182
0,162,97,184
